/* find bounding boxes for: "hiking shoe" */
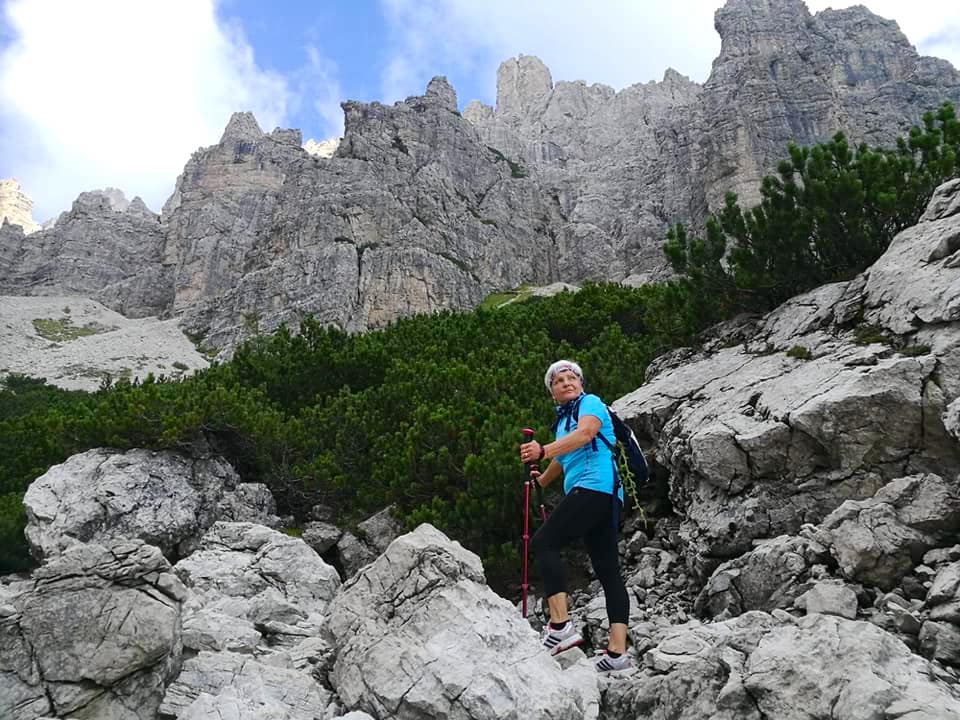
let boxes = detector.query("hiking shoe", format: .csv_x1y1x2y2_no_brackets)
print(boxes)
595,650,631,673
541,621,583,655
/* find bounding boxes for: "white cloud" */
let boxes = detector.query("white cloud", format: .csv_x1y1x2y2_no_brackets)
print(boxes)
295,45,345,142
0,0,291,221
379,0,960,108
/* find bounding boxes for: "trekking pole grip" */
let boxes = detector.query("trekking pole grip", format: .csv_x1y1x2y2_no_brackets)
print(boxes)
522,427,545,507
521,428,539,476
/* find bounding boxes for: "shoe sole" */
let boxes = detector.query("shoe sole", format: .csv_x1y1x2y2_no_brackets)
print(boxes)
549,633,583,655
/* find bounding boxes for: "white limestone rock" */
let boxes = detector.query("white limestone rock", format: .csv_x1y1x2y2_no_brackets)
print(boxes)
864,178,960,334
795,580,859,619
928,561,960,623
326,523,599,720
0,178,40,233
173,522,340,654
23,447,276,562
605,611,960,719
814,474,960,589
161,650,333,719
0,540,184,720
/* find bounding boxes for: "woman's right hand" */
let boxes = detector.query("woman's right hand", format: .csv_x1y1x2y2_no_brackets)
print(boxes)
527,469,541,488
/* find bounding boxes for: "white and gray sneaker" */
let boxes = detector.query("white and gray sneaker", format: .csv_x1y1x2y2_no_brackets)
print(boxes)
595,650,631,673
541,621,583,655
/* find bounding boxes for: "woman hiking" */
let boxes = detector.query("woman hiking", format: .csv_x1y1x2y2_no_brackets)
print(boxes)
519,359,631,673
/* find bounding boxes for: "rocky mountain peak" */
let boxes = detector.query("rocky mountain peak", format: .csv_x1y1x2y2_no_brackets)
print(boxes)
219,110,264,143
714,0,813,55
495,54,553,122
661,67,694,85
72,187,132,214
0,178,40,233
425,75,458,112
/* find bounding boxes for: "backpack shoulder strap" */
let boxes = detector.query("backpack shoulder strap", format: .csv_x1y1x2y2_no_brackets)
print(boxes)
551,394,585,434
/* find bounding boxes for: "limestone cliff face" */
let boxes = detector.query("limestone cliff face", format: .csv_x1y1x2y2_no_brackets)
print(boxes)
1,0,959,353
464,0,960,284
162,80,560,349
0,189,171,318
700,0,960,209
0,179,40,234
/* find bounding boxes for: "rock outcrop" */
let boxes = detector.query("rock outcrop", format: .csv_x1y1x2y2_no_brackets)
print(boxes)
0,179,40,234
326,524,599,720
0,541,185,720
160,522,342,718
160,86,558,351
604,611,960,719
465,0,960,286
0,190,171,318
23,448,277,562
616,178,960,579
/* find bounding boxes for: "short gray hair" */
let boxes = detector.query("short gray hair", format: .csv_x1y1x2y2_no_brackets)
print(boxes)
544,359,584,391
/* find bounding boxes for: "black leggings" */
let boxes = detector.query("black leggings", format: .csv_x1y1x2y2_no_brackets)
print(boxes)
531,487,630,625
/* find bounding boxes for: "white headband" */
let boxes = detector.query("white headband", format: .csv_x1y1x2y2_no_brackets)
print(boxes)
544,359,584,391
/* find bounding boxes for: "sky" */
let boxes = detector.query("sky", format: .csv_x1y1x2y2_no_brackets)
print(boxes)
1,0,959,222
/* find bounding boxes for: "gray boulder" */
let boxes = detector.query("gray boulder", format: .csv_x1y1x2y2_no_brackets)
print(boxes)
794,580,859,620
173,522,340,654
919,621,960,667
695,534,829,618
160,651,333,719
161,522,341,718
23,448,278,562
326,524,599,720
335,531,377,578
863,177,960,334
605,611,960,719
302,520,342,554
929,561,960,623
814,473,960,590
0,540,184,720
355,505,405,553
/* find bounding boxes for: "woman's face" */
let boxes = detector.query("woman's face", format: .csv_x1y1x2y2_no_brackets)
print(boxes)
550,369,583,403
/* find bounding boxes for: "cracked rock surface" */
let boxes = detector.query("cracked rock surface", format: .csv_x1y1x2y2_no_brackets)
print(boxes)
603,611,960,720
23,448,278,563
0,541,184,720
616,179,960,580
326,524,599,720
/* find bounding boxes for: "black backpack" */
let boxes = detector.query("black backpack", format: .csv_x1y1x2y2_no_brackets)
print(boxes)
551,396,650,524
598,410,650,486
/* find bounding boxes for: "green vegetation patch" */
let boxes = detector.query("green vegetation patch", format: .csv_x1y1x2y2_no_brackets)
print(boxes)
854,324,890,346
787,345,812,360
479,285,535,310
33,317,108,342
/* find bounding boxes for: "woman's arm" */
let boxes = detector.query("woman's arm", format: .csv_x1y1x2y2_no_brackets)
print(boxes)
519,414,601,464
542,414,600,460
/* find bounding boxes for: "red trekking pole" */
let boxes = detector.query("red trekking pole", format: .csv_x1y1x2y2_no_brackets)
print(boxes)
520,428,547,616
